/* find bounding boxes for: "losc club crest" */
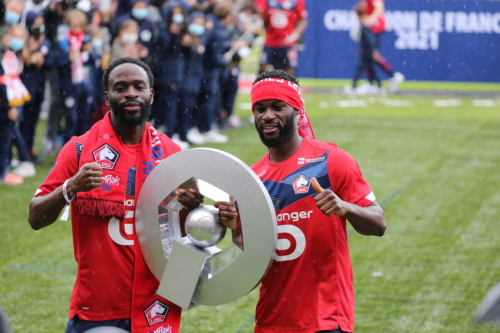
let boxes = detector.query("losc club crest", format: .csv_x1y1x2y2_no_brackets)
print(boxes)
144,300,170,326
92,144,119,170
292,175,311,194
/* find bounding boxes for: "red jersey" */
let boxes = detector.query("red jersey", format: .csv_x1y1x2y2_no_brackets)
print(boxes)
255,0,307,47
363,0,386,33
35,132,179,321
251,138,375,333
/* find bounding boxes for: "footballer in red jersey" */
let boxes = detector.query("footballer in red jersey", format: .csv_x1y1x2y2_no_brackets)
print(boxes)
29,58,183,333
359,0,405,93
255,0,308,74
216,70,387,333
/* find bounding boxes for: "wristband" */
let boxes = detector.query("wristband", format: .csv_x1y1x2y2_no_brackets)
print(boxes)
63,179,75,203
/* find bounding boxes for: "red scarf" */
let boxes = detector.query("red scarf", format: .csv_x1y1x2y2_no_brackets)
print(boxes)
250,78,315,139
68,30,86,84
75,113,182,332
0,49,31,107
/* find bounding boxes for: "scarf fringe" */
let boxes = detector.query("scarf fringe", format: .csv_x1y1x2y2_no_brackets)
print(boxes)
74,197,126,219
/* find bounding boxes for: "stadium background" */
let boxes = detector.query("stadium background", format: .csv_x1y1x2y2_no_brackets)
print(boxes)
1,0,500,332
299,0,500,82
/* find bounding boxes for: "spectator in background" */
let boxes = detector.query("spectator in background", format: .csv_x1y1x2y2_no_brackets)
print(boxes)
0,24,32,184
55,9,97,143
180,11,207,145
87,24,111,124
110,20,143,63
153,1,189,148
195,1,231,144
116,0,154,64
1,0,24,58
42,0,69,154
359,0,404,93
255,0,307,75
19,11,54,164
219,3,262,130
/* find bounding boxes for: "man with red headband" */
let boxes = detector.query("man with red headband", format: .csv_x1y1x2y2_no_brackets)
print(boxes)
176,69,387,332
251,69,386,333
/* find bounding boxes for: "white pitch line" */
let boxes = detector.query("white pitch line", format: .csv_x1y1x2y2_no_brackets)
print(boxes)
383,99,414,107
433,99,462,107
472,99,497,107
335,100,368,108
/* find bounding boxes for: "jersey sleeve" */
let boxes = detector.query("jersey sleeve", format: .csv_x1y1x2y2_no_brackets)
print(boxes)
35,139,80,197
254,0,267,15
327,149,375,208
295,0,308,20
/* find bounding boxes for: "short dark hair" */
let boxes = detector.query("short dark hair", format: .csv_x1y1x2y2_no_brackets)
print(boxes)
253,70,300,86
102,57,154,91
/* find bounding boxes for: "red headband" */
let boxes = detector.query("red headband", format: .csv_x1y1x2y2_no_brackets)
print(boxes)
251,78,315,139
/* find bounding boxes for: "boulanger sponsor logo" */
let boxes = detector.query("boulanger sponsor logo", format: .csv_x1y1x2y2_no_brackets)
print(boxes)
276,210,313,222
292,175,311,194
92,144,120,170
297,156,326,164
144,300,170,326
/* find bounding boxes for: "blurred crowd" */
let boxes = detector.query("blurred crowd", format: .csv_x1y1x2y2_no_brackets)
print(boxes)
0,0,264,185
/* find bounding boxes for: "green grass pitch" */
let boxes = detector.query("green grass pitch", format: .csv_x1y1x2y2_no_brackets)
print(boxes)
1,83,500,332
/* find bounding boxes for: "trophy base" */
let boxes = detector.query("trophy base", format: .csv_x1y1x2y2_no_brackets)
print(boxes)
157,238,221,309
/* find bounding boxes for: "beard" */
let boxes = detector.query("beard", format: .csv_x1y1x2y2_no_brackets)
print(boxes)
110,98,151,126
255,113,296,148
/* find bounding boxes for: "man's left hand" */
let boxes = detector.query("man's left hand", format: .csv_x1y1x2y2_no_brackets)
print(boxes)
311,177,349,217
214,200,238,230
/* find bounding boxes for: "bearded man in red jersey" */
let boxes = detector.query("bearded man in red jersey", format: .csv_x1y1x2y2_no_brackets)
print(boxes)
178,69,387,332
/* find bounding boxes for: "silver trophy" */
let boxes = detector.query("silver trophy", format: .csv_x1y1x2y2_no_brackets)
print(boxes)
136,148,277,309
185,205,227,248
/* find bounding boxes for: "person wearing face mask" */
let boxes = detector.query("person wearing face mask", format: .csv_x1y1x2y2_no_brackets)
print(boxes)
18,11,55,166
151,2,189,148
178,11,207,145
55,9,98,143
218,4,261,131
195,1,232,144
110,19,145,63
87,25,111,124
0,24,32,185
115,0,154,64
0,0,24,60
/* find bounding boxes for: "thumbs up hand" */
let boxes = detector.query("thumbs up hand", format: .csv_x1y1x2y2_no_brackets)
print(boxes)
311,178,349,217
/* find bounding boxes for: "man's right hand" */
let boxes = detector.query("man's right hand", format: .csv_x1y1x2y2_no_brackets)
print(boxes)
67,162,103,195
175,188,204,211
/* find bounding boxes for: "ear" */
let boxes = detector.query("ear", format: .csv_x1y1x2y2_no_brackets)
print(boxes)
294,108,300,116
104,91,110,106
150,88,154,105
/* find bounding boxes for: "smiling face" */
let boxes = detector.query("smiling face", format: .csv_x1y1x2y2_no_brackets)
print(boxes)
105,63,153,126
253,99,298,147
